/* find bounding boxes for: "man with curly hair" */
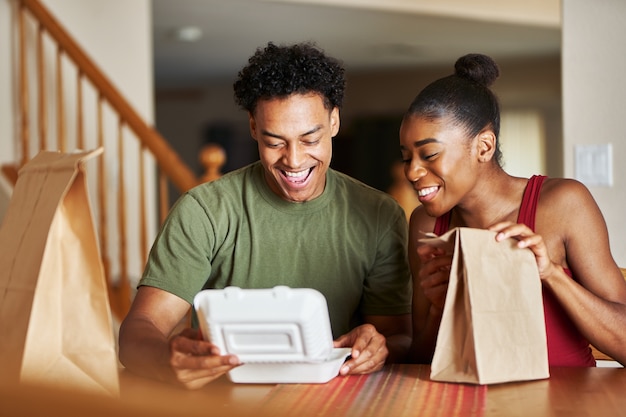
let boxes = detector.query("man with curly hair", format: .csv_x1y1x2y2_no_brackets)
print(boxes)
119,42,411,389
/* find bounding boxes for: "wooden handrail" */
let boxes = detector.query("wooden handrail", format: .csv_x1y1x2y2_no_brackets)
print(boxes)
10,0,205,321
20,0,198,192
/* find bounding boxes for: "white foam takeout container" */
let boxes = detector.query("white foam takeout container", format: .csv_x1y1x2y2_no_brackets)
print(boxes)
193,286,351,383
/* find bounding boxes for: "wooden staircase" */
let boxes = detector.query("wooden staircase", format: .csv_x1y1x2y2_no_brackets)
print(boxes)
3,0,203,322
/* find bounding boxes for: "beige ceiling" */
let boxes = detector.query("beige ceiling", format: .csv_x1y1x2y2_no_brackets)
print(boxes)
152,0,561,88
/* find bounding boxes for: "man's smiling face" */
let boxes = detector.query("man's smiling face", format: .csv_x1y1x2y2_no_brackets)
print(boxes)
250,93,339,203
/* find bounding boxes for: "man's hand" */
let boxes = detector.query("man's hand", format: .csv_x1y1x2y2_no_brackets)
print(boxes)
169,328,241,390
333,324,388,375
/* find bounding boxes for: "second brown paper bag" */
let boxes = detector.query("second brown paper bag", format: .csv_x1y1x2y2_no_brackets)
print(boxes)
421,227,549,385
0,149,119,396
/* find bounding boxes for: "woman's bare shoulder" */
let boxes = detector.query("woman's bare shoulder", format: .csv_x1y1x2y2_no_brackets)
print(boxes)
539,177,596,212
537,177,605,250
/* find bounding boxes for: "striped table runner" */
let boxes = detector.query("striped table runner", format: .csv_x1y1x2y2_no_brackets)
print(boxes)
260,364,486,417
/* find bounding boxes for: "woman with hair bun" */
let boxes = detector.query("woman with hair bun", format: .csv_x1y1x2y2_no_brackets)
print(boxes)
400,53,626,367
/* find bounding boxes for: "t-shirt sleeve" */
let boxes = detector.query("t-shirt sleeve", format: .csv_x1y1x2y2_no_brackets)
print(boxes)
360,199,412,316
139,193,215,304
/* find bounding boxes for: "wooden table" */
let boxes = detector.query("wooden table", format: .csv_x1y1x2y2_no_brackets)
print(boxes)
260,365,626,417
2,365,625,417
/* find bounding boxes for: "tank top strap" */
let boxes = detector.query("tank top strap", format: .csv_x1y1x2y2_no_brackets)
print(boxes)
517,175,547,231
434,175,547,235
434,210,452,235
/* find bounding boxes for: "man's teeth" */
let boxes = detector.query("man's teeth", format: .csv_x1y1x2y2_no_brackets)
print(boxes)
284,169,309,178
418,186,438,197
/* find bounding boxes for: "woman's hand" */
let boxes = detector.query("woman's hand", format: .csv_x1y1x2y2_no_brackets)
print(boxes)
489,221,560,281
416,244,453,311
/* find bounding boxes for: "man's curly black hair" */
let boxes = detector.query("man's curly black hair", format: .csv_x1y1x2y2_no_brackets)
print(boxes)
233,42,345,115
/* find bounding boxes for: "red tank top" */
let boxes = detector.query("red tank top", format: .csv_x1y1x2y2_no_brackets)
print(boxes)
434,175,595,367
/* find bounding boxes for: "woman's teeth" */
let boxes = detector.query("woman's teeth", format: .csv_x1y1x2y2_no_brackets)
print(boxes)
418,186,438,197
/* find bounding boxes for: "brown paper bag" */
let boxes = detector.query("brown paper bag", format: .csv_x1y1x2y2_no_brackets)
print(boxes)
0,149,119,396
421,227,549,385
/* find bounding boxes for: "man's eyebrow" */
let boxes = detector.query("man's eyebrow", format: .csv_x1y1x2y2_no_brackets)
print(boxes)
260,124,323,139
260,129,283,139
301,125,323,137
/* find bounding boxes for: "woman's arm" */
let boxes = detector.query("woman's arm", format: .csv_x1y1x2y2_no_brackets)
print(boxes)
492,179,626,365
407,207,449,363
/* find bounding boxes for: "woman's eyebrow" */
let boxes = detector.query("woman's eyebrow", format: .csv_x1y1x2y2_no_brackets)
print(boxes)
413,138,439,147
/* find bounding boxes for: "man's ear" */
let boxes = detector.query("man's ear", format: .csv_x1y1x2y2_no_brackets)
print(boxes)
477,129,496,162
248,113,258,141
330,107,340,138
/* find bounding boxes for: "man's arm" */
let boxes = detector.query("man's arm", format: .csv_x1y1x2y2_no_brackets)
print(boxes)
118,286,240,389
118,286,193,383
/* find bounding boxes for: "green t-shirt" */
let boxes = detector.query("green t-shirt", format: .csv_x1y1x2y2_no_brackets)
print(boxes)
140,162,411,337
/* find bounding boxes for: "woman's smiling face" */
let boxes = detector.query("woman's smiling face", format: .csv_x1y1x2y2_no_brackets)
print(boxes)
399,115,477,217
250,93,339,203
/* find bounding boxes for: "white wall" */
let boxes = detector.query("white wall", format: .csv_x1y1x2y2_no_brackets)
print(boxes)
41,0,154,120
0,0,154,161
0,0,157,282
0,0,15,166
499,110,546,178
562,0,626,266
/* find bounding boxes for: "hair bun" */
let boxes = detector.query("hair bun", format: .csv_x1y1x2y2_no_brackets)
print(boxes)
454,54,499,87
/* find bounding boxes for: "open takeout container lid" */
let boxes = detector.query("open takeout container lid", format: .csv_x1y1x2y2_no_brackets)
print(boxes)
194,286,350,383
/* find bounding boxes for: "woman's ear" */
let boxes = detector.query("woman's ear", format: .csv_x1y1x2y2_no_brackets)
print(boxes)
477,129,497,162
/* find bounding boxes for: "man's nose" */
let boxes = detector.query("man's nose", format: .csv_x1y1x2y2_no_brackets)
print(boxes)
284,143,305,167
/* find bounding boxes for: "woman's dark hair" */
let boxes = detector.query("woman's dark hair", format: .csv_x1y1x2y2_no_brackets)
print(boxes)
233,42,345,114
405,53,503,165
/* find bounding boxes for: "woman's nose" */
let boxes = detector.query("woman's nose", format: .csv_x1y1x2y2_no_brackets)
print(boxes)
405,163,427,183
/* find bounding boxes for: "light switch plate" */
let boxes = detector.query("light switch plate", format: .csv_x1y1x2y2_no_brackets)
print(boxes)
574,143,613,187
